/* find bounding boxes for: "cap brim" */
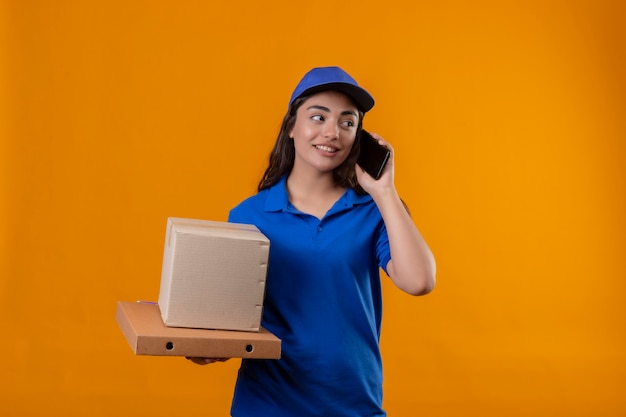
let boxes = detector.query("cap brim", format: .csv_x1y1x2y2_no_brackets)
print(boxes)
297,82,375,113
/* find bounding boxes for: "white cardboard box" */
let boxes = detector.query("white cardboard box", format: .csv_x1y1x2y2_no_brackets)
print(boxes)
158,217,270,332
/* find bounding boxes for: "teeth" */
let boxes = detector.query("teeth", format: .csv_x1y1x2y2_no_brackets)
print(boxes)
316,145,336,153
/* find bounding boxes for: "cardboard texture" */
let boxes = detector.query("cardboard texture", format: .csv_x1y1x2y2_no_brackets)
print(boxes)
116,301,281,358
158,217,270,332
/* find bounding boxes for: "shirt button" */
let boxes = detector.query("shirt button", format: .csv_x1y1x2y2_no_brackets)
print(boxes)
317,226,323,232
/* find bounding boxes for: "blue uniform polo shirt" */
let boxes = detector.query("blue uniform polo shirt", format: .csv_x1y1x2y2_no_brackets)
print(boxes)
228,176,391,417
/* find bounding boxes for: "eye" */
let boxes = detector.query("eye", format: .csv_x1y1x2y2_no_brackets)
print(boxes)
341,119,356,128
311,115,324,122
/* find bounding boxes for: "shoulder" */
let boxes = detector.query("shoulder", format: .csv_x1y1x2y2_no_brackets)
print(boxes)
229,190,268,221
229,177,290,220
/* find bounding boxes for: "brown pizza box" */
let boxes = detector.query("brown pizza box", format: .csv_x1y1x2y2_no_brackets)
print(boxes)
116,301,281,359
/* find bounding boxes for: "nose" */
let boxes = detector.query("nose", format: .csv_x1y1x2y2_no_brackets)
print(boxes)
322,123,339,140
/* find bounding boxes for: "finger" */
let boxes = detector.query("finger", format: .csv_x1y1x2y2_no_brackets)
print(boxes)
186,357,218,365
368,134,393,154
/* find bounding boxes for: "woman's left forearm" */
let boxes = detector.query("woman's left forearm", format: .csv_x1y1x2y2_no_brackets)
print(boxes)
372,188,436,295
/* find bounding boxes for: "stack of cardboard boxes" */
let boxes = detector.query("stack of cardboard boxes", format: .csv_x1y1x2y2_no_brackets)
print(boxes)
116,217,281,359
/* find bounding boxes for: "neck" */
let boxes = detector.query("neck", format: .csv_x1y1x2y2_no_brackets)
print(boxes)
287,168,337,196
286,169,346,219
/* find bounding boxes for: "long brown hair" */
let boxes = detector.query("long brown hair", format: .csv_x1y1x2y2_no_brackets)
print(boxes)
258,94,366,194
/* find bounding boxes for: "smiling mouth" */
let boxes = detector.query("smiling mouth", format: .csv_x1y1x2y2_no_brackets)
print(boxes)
314,145,338,153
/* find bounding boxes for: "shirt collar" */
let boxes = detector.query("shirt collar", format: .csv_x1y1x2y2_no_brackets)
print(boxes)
264,175,372,213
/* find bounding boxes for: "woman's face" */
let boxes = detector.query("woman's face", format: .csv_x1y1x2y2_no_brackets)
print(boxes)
289,90,360,176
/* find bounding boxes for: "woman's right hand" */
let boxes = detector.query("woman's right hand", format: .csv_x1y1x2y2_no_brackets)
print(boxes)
186,357,231,365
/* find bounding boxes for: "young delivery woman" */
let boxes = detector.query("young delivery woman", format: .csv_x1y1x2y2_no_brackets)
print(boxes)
190,66,436,417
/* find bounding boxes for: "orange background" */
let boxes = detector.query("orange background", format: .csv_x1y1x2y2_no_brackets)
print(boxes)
1,1,625,416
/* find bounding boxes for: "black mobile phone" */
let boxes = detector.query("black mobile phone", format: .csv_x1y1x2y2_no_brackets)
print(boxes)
357,130,390,180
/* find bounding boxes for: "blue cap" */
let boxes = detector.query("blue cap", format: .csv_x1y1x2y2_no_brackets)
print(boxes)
288,66,375,112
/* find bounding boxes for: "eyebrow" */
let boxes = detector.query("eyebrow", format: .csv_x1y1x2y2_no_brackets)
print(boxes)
306,105,358,117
